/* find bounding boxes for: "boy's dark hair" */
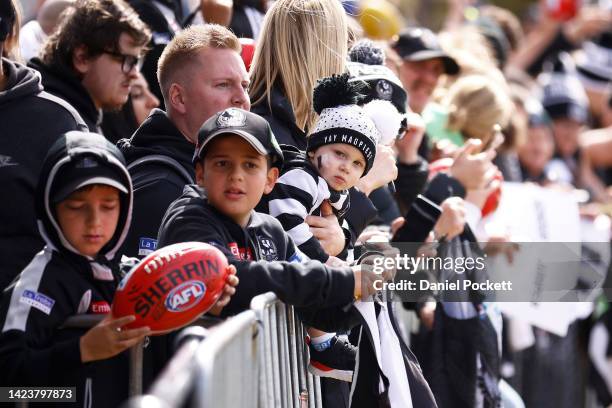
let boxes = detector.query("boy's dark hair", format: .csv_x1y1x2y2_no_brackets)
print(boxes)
40,0,151,73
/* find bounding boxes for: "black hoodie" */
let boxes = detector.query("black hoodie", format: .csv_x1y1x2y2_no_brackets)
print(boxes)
157,184,356,316
28,57,101,133
127,0,183,105
0,131,133,407
0,58,86,291
117,108,195,258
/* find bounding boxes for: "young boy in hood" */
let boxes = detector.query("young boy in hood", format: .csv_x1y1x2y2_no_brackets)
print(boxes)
157,107,378,317
1,132,151,406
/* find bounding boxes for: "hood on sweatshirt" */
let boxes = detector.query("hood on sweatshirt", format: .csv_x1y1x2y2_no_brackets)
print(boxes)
36,131,133,265
0,58,43,107
117,108,196,175
28,58,101,131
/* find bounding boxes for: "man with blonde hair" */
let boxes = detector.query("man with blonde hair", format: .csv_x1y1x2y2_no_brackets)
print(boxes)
118,23,250,259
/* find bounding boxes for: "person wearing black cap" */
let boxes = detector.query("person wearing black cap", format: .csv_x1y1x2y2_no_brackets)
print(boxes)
0,131,152,407
391,27,460,164
392,27,460,116
539,55,589,185
157,107,380,315
0,0,87,292
540,54,611,202
518,98,556,183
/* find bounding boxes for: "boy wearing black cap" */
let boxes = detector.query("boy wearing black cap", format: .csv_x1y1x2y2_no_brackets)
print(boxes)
157,107,377,316
0,132,150,407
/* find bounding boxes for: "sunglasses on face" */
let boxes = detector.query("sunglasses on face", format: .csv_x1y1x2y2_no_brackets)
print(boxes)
104,50,143,74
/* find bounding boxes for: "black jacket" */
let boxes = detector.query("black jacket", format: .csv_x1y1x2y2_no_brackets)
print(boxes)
0,132,133,407
394,157,430,213
28,58,101,133
0,58,86,291
157,185,356,316
351,302,438,408
251,85,308,150
367,156,430,227
128,0,183,105
117,109,195,258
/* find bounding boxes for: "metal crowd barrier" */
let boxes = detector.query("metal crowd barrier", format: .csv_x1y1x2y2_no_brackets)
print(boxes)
250,292,322,408
125,292,322,408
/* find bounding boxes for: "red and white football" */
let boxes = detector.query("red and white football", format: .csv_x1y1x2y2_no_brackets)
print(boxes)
112,242,230,333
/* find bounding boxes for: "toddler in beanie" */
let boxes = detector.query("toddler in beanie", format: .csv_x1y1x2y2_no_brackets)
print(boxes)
257,74,404,378
258,73,403,265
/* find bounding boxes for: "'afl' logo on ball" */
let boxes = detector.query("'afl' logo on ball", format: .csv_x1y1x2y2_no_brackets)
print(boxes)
165,280,207,312
217,109,247,128
376,79,393,100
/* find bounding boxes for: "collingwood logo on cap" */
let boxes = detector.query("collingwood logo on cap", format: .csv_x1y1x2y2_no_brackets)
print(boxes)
376,79,393,100
216,108,247,128
76,157,99,168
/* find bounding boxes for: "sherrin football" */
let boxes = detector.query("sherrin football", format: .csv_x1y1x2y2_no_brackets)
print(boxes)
112,242,230,333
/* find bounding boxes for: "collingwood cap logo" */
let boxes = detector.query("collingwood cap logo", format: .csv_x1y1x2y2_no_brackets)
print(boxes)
216,108,247,128
375,79,393,100
75,157,99,168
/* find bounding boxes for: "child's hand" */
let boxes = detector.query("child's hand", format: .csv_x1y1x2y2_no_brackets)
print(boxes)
80,315,150,363
209,265,239,316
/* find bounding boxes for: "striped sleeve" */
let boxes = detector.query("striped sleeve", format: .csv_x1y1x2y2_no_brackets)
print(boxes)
267,168,329,262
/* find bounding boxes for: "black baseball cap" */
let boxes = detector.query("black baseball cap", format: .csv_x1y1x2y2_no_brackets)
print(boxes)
51,156,129,204
194,108,284,169
392,27,460,75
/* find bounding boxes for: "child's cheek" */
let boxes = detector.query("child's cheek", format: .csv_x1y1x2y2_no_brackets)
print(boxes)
316,152,339,173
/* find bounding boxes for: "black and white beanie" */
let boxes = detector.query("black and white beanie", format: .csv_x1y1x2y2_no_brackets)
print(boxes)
307,73,403,176
348,39,409,113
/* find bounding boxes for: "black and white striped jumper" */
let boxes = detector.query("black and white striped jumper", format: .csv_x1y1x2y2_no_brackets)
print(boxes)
258,149,350,263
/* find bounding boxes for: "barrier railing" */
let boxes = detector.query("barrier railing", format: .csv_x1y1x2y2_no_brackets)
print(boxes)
250,292,322,408
125,292,321,408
